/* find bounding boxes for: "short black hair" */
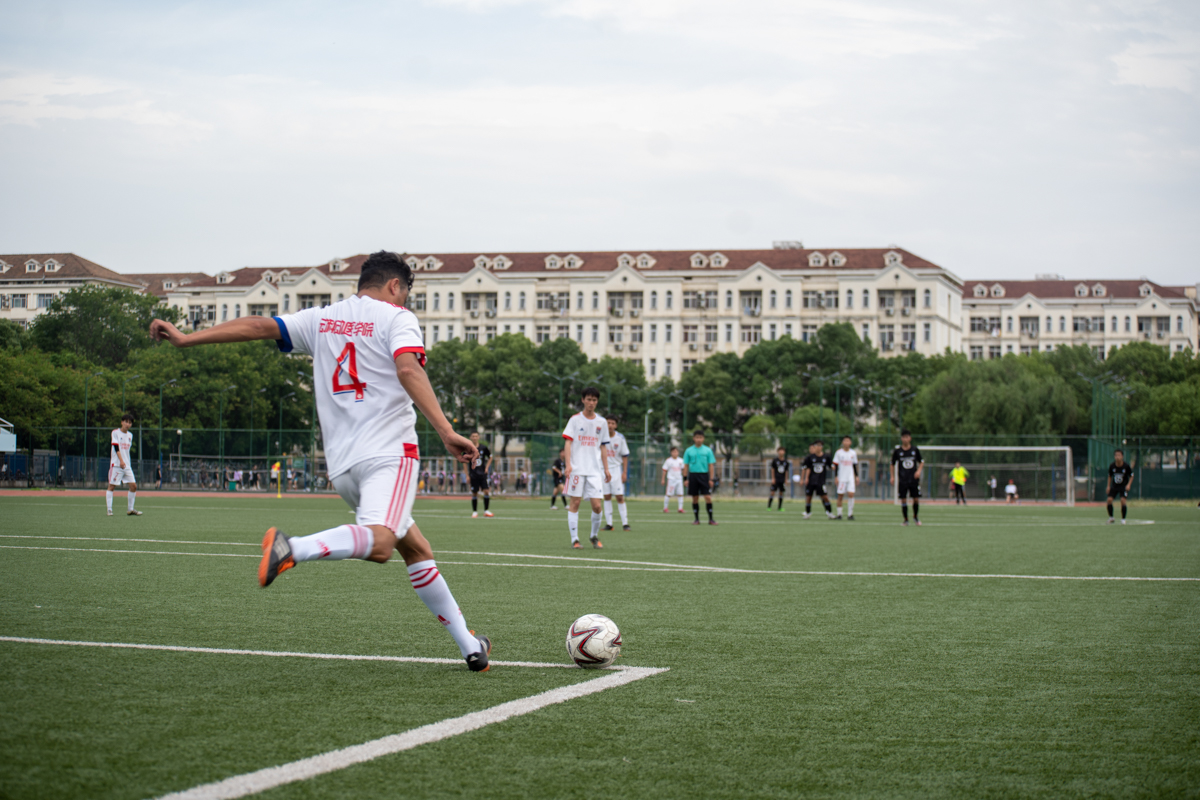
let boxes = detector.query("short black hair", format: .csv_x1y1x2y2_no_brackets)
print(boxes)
814,440,823,446
1114,448,1124,455
581,386,600,400
693,429,704,437
608,415,620,423
358,251,414,293
777,446,785,451
901,429,912,437
670,445,679,452
121,413,135,423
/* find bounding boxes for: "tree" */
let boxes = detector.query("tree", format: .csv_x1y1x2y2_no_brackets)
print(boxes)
0,319,30,352
1128,376,1200,436
784,405,855,442
739,414,777,457
30,286,180,369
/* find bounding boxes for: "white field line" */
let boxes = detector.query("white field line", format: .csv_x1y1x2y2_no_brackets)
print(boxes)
0,534,259,547
3,544,1196,582
0,636,666,800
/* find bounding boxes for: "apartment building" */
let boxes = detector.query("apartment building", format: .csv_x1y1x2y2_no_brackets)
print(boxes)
0,253,149,326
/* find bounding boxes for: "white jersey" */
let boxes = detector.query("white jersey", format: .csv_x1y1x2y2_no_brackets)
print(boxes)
563,412,610,476
276,295,425,478
662,457,685,481
605,431,630,475
110,429,132,468
833,448,858,481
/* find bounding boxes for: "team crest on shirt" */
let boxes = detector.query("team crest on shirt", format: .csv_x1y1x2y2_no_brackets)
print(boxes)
902,459,915,469
596,425,602,435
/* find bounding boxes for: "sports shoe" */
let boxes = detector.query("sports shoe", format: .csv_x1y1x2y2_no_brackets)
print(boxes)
826,512,836,519
622,524,631,531
847,515,855,521
802,512,811,519
708,520,718,526
677,509,685,514
466,633,491,672
692,520,701,525
663,508,669,513
1121,519,1127,525
591,537,603,549
484,511,493,518
471,511,478,519
127,510,143,516
258,527,295,588
1107,518,1115,524
915,520,923,526
572,541,582,549
603,524,614,531
902,520,909,526
106,509,113,516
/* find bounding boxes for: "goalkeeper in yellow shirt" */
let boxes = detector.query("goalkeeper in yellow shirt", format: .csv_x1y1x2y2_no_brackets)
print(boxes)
950,462,969,505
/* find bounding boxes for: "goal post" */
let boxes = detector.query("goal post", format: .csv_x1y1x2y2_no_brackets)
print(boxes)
893,446,1074,506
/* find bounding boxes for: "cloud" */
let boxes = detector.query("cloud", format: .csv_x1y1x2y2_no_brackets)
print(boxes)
0,71,201,128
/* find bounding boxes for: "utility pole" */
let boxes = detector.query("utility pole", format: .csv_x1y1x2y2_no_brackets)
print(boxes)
158,379,176,483
83,371,102,486
218,385,237,490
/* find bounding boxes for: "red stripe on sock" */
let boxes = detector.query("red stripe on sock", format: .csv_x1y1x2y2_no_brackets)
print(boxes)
411,569,440,589
408,567,436,582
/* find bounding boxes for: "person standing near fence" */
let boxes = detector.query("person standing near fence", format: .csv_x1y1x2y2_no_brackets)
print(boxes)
767,446,790,510
683,430,717,526
800,441,835,520
601,416,631,532
950,462,969,505
549,449,566,509
1106,450,1135,524
891,430,923,526
106,413,142,516
468,431,493,518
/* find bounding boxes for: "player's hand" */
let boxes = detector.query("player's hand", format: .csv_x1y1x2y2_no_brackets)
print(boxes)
441,431,477,464
150,318,189,347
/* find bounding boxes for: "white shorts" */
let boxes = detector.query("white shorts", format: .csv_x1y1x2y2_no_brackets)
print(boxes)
566,473,604,500
837,478,856,495
603,477,625,496
332,455,418,536
108,465,136,486
665,477,684,496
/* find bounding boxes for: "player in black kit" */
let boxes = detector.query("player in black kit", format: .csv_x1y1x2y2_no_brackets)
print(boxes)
890,429,923,526
800,441,835,520
468,431,493,518
549,449,566,509
767,447,791,510
1106,449,1134,524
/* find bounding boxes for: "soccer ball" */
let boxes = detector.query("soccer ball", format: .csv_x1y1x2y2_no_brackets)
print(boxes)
565,614,622,669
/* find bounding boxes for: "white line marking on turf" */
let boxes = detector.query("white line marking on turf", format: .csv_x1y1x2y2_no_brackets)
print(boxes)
0,534,259,547
0,636,667,800
0,545,257,558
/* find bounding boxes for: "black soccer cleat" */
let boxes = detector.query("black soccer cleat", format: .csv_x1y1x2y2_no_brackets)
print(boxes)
258,527,295,588
622,524,632,531
591,536,604,549
603,524,614,531
466,634,492,672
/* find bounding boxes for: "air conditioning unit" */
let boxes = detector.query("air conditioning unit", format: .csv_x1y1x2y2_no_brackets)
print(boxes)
629,343,639,351
885,308,895,316
901,307,912,316
1144,333,1152,339
469,310,479,318
751,309,761,317
1157,331,1165,339
704,343,713,351
484,309,496,318
882,341,893,350
689,343,698,351
630,309,640,317
614,343,623,351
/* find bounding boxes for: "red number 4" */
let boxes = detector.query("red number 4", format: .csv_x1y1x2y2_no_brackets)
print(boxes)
333,342,367,400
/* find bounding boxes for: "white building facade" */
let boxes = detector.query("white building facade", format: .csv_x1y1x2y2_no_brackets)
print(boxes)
0,253,149,327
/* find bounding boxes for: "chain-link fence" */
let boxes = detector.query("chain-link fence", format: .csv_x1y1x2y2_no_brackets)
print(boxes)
1,426,1196,500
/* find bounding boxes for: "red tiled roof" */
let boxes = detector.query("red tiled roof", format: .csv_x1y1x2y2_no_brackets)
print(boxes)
0,253,138,285
124,272,212,297
963,279,1190,301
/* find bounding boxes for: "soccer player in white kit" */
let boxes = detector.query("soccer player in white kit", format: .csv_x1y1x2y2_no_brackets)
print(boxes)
150,252,492,671
106,413,142,516
601,416,631,532
562,387,611,549
661,446,685,513
833,435,858,520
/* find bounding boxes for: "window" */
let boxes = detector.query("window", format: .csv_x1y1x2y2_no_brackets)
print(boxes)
631,292,644,311
609,326,624,344
741,291,762,314
298,294,331,310
861,323,869,341
726,290,733,309
786,290,794,309
725,323,733,343
649,358,657,377
1006,317,1013,333
989,345,1001,359
576,325,584,343
1060,316,1067,333
519,324,525,336
248,304,277,317
901,324,916,349
432,325,440,343
664,358,672,377
447,293,455,311
283,295,290,312
665,324,673,343
1124,316,1131,332
923,322,931,342
682,324,698,343
1021,345,1033,356
433,293,440,311
466,326,479,342
1111,316,1117,332
505,324,511,333
465,293,480,311
1046,316,1052,331
504,292,511,311
845,290,852,309
801,324,818,343
650,324,657,343
900,291,916,309
880,324,895,350
486,326,497,341
824,290,839,309
536,325,550,343
414,293,427,311
665,291,673,310
337,294,343,302
1020,317,1039,335
10,294,27,308
768,323,777,340
587,292,596,310
221,304,228,321
769,290,777,310
631,325,644,343
970,345,983,360
802,291,821,309
576,292,584,311
741,325,762,344
862,289,870,309
536,292,556,311
591,324,599,343
923,289,931,308
446,324,454,339
683,290,702,309
650,291,658,310
705,324,718,343
1006,344,1013,353
1178,316,1185,333
682,359,697,373
36,294,54,308
235,304,241,318
784,323,793,338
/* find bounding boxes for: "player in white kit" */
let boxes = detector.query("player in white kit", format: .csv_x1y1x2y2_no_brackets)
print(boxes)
601,416,631,532
562,387,611,549
833,435,858,520
150,252,492,671
106,413,142,516
661,446,685,512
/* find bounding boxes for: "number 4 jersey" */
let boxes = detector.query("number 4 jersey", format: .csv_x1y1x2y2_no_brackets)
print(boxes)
275,296,426,478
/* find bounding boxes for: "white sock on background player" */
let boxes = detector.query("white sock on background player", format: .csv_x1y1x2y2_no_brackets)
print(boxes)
848,498,855,516
106,491,113,513
289,524,373,562
663,494,669,510
407,560,480,658
603,499,613,526
590,511,603,539
567,511,580,543
678,495,684,511
127,492,136,512
618,501,628,526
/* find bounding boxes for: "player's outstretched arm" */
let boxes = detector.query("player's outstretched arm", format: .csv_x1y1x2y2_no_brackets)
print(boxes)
394,352,477,465
150,317,281,348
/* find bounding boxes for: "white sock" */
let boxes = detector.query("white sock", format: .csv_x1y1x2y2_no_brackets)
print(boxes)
848,498,855,515
679,496,684,510
603,499,613,526
407,560,480,658
127,492,136,512
289,524,373,562
590,511,603,540
568,511,580,542
106,491,113,512
663,495,669,510
618,501,628,526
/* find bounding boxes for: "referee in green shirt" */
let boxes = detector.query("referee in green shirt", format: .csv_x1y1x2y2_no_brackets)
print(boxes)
682,430,718,525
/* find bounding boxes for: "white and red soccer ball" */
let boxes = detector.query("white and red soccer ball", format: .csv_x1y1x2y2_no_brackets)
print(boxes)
565,614,622,668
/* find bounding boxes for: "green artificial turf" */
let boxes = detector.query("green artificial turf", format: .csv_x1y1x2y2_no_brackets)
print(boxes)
1,494,1198,799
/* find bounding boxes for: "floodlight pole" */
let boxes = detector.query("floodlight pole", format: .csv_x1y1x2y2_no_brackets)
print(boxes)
250,387,266,467
279,392,296,460
673,392,699,436
218,385,237,490
83,371,102,485
158,379,176,480
541,369,579,432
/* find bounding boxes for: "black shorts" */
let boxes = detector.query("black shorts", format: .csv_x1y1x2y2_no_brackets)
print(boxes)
688,474,711,496
805,483,827,497
469,473,489,492
553,476,565,486
898,479,921,500
1107,487,1128,499
771,478,787,491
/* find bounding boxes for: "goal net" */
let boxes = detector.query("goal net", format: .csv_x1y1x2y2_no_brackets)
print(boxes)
894,446,1075,506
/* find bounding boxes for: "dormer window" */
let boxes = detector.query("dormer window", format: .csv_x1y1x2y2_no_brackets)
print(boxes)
709,253,728,268
1139,283,1152,297
564,255,583,269
690,253,709,268
1075,283,1088,297
637,254,656,269
217,273,231,284
44,259,61,273
884,251,903,267
973,285,987,297
25,259,40,273
808,252,826,267
1092,283,1106,297
491,255,512,270
618,254,633,269
422,257,442,271
328,259,349,273
545,255,562,270
278,271,291,282
990,284,1005,298
163,280,174,290
473,255,491,270
0,260,10,274
828,252,846,267
406,256,420,270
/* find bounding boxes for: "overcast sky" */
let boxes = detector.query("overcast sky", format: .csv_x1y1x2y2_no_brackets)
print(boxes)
1,0,1197,284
